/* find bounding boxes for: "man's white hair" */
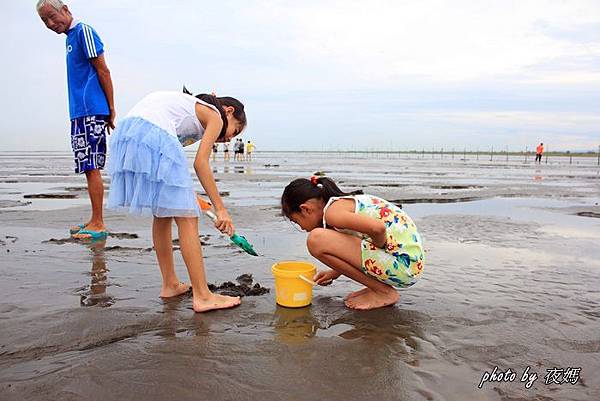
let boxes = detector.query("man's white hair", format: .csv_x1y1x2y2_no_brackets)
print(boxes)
36,0,65,12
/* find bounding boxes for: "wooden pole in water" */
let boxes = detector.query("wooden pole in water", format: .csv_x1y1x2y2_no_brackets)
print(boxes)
568,150,572,164
441,148,444,159
476,148,479,161
524,146,528,163
545,144,548,164
490,146,493,161
464,147,466,161
452,148,455,160
597,145,600,166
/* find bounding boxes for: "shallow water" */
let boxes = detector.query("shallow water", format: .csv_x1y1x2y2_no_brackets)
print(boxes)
0,151,599,401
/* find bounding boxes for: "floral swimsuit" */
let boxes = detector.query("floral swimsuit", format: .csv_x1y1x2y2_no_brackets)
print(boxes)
323,194,424,288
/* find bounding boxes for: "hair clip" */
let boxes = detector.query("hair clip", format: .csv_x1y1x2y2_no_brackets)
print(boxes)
310,176,318,185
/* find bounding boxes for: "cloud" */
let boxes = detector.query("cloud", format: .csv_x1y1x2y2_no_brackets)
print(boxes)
1,0,599,151
536,20,600,44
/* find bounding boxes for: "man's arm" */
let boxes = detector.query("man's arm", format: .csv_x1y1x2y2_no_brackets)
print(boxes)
90,54,115,130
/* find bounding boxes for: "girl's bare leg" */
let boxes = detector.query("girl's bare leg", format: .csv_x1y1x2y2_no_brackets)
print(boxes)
307,228,399,310
153,216,190,297
174,216,241,312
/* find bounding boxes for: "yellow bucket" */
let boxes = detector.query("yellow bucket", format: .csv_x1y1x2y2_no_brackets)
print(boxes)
271,261,317,308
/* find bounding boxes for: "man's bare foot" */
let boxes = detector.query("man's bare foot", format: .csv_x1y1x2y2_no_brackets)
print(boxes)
72,222,107,239
160,282,192,298
193,293,241,313
344,288,370,301
344,288,399,310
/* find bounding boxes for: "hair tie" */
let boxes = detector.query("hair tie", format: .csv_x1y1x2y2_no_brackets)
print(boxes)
310,176,323,188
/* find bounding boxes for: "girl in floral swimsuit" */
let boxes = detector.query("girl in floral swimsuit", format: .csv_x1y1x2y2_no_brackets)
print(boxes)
281,176,424,310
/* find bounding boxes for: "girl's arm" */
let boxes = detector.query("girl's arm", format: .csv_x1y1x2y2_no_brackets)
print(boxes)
193,103,234,236
324,199,387,248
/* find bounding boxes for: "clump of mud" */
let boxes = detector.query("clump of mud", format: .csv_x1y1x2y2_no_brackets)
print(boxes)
576,212,600,218
43,232,139,245
44,233,210,246
44,237,86,245
109,232,139,239
391,196,485,204
0,200,31,208
104,246,154,252
24,193,78,199
208,274,270,297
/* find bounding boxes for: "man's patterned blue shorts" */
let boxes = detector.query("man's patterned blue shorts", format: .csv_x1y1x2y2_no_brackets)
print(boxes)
70,115,108,174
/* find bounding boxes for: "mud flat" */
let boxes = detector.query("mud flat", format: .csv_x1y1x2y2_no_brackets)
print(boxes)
0,151,598,401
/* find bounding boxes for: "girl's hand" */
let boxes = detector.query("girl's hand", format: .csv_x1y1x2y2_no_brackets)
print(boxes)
371,228,387,249
313,270,341,286
215,209,235,237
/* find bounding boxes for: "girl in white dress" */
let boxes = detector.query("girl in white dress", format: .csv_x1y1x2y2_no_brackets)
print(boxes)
108,89,246,312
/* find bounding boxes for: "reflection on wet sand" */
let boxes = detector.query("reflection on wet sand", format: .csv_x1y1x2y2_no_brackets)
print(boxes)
273,297,427,366
234,165,253,175
78,239,115,307
213,165,253,175
273,305,319,344
156,296,211,339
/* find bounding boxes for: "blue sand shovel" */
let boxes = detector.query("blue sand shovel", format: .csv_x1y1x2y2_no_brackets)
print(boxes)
197,197,258,256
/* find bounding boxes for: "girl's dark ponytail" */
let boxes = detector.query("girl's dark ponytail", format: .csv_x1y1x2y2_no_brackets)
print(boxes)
182,86,247,140
281,176,363,218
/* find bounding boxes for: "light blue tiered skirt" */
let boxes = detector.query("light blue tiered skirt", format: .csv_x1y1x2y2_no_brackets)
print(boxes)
107,117,200,217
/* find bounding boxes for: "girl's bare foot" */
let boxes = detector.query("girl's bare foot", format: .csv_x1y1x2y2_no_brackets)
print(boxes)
160,282,192,298
344,287,370,301
193,293,241,313
344,288,399,310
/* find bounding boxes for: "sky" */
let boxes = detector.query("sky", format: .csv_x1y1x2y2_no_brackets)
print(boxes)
2,0,600,151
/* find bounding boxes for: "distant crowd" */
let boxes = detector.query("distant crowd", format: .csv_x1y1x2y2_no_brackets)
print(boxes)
212,138,255,162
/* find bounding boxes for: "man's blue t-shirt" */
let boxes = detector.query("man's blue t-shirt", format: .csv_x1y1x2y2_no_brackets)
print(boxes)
66,22,109,120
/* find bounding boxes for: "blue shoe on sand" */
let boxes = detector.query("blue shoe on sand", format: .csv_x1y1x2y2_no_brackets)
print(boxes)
69,224,85,235
73,229,109,240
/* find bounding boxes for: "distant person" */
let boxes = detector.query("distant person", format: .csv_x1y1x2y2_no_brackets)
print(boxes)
239,138,245,161
223,141,230,161
234,138,243,161
107,89,246,312
233,139,240,161
535,142,544,164
281,176,424,310
238,138,244,161
212,143,218,161
246,140,255,161
37,0,115,240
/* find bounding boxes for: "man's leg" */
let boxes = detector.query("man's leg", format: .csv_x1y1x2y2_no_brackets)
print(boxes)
72,116,108,238
73,169,106,238
86,169,105,229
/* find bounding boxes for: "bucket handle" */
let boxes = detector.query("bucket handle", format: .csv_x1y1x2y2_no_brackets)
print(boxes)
298,275,317,286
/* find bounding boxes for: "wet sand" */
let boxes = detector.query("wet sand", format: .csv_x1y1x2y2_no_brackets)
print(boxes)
0,151,599,401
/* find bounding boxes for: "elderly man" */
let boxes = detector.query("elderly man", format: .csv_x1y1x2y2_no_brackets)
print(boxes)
37,0,115,239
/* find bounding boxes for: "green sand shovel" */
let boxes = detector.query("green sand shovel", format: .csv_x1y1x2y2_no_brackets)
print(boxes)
197,197,258,256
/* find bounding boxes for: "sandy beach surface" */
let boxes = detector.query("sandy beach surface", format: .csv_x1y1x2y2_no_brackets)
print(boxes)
0,151,599,401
